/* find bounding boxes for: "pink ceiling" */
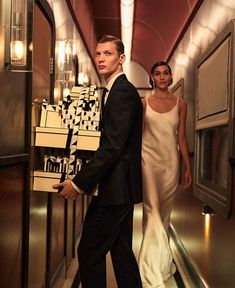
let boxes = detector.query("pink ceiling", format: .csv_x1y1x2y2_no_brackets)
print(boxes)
89,0,202,73
89,0,121,37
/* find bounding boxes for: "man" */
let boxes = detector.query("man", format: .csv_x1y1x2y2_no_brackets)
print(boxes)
53,35,143,287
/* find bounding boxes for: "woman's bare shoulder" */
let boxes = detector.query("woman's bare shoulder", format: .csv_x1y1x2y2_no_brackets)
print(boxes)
177,98,188,117
177,97,187,108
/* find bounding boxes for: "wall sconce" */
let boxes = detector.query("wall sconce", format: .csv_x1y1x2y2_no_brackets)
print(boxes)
57,39,78,100
57,39,75,83
5,0,27,68
57,40,65,73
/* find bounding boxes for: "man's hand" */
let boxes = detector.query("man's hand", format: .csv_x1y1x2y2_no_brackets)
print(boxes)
52,180,79,200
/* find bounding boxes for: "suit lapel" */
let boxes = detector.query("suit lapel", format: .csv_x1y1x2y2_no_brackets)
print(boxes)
105,74,127,107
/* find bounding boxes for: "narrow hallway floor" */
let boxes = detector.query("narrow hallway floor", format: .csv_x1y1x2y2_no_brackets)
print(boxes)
63,203,190,288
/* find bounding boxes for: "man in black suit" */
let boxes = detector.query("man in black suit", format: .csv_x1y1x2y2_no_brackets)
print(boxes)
53,35,143,287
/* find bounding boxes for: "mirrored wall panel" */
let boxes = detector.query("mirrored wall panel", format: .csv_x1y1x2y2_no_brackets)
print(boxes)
194,20,235,217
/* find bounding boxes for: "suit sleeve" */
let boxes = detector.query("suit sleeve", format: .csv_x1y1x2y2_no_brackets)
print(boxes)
72,83,140,194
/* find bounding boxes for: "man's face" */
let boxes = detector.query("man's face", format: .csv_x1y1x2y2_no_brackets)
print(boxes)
95,41,125,81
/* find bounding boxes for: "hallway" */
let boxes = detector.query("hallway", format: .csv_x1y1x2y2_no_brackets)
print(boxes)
63,203,189,288
1,1,235,287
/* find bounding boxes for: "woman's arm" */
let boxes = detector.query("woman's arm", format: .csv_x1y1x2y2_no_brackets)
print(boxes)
178,99,192,189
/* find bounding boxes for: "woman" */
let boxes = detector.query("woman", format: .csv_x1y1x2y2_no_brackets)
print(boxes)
138,61,192,288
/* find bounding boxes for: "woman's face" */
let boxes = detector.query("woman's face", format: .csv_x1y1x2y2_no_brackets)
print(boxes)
152,65,172,89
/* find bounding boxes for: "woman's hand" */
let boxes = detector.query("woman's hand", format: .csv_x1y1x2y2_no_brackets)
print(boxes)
183,169,192,190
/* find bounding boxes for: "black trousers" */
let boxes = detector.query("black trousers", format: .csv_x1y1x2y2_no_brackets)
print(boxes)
77,197,142,288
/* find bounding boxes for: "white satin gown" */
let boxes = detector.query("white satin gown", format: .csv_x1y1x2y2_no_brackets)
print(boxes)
138,97,180,288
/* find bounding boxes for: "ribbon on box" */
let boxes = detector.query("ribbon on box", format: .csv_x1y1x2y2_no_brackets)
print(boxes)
62,95,73,110
82,99,96,111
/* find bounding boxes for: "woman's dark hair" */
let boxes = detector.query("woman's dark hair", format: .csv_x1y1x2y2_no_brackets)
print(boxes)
149,61,173,88
97,34,124,56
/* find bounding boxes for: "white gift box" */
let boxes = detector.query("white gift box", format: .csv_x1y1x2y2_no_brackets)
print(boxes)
35,127,100,151
77,130,101,151
89,96,96,101
40,104,62,128
89,121,99,131
40,104,48,127
35,127,68,148
81,111,100,121
76,100,84,108
71,86,82,93
80,120,100,131
70,86,82,98
79,120,89,130
33,171,63,192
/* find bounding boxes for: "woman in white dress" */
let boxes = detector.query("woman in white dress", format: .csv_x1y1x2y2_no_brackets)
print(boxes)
138,61,192,288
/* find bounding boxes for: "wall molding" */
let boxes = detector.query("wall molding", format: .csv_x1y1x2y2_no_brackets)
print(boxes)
0,154,29,167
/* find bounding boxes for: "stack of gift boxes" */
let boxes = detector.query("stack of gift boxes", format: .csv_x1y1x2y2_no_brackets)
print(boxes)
33,85,101,192
43,155,82,175
40,85,100,131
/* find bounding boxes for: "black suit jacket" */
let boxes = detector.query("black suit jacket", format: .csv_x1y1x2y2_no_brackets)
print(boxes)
72,74,143,206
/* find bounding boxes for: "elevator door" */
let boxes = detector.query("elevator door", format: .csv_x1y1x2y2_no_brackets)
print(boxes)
28,1,56,287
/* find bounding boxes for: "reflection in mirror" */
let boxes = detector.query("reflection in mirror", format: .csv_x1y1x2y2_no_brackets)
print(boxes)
198,125,228,192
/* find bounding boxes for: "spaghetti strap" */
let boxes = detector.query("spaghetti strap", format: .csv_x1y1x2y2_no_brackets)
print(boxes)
144,97,149,107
